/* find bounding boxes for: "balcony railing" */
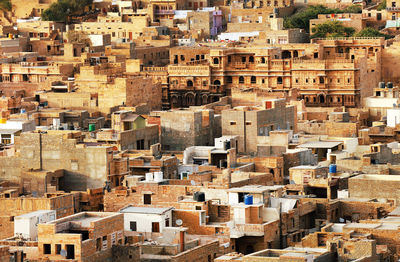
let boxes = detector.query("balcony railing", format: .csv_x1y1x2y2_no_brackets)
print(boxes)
387,7,400,11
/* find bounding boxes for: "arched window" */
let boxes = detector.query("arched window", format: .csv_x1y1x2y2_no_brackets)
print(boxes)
249,56,254,63
187,80,193,87
305,97,309,103
319,76,324,84
239,76,244,84
226,76,232,83
277,77,283,84
261,57,266,63
213,80,221,86
293,50,298,58
213,57,219,64
251,76,256,84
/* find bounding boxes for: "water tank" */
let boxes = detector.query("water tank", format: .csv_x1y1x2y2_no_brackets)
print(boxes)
0,118,6,124
379,82,385,89
145,172,153,182
154,171,163,182
329,164,337,174
388,82,393,89
244,194,253,205
21,108,26,114
88,123,96,132
193,192,205,202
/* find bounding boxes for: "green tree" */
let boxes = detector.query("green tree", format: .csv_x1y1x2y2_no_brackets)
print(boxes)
284,4,362,31
42,0,93,22
342,5,362,13
355,27,393,39
0,0,11,11
377,1,386,11
311,20,356,38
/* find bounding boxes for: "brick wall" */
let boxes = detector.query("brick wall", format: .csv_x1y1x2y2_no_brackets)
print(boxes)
171,240,219,262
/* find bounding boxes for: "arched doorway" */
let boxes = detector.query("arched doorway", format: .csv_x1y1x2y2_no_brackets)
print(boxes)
318,94,325,104
213,80,221,86
202,95,208,104
282,50,291,59
171,95,181,108
186,93,195,106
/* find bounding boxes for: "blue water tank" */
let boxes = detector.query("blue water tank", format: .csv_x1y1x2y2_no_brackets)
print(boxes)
329,164,337,174
20,108,26,114
244,194,253,205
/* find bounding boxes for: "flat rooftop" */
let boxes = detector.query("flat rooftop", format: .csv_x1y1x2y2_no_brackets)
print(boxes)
120,206,173,215
228,185,284,193
48,212,120,229
297,141,342,149
290,165,324,170
350,174,400,181
16,210,54,219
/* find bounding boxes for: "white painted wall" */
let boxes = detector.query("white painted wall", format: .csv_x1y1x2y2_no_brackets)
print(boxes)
123,211,172,233
14,210,56,241
233,207,246,224
387,108,400,127
228,192,239,204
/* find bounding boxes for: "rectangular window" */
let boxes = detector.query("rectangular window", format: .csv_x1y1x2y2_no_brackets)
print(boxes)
43,244,51,254
102,236,108,251
66,244,75,259
144,194,152,205
130,221,137,231
96,238,101,251
230,121,236,125
1,134,11,145
55,244,61,254
152,222,160,233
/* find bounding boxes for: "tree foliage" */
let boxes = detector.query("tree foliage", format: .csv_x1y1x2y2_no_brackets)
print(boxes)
311,20,356,38
284,4,362,31
0,0,11,11
377,1,386,11
355,27,392,39
42,0,93,22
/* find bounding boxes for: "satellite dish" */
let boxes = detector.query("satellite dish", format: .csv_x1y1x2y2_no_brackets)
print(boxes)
176,219,183,226
60,249,67,257
190,180,196,186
